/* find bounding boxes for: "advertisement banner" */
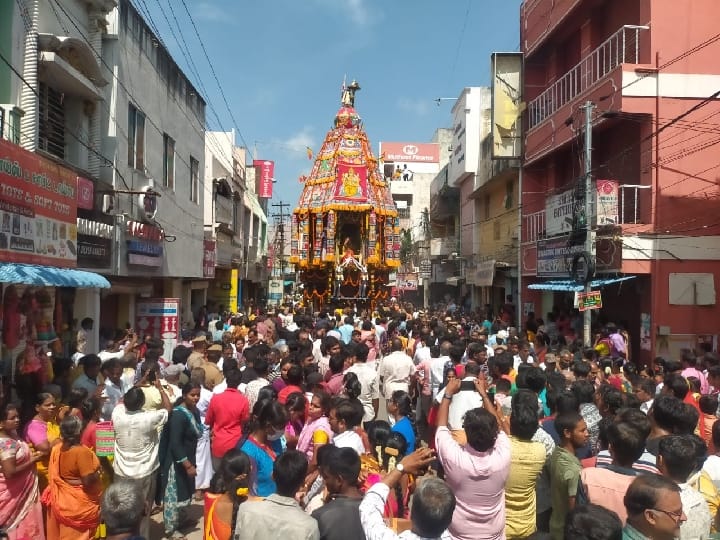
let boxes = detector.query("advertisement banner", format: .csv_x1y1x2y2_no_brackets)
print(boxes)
397,272,418,291
268,279,283,305
0,138,78,267
491,52,523,159
544,188,578,237
253,160,274,199
380,142,440,163
596,179,619,225
136,298,180,359
203,240,216,278
474,260,496,287
229,269,238,313
334,163,368,203
536,236,622,277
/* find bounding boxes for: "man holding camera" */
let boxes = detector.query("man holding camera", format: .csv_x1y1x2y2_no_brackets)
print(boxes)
433,362,483,430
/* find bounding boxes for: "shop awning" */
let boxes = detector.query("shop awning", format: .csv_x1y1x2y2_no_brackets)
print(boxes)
0,263,111,288
527,276,636,292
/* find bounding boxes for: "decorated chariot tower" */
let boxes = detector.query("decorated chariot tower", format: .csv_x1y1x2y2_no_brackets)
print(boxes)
289,81,399,310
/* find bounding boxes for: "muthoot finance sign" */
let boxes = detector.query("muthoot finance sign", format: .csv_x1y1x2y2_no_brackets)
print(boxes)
380,142,440,163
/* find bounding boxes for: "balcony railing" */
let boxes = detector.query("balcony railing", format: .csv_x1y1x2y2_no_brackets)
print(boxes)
430,237,459,258
523,210,545,244
528,25,649,130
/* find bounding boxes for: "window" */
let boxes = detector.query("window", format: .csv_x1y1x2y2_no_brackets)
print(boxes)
398,207,411,219
493,221,501,241
127,103,145,170
505,181,514,209
484,195,491,220
232,196,240,233
39,83,65,159
190,156,199,203
162,134,175,189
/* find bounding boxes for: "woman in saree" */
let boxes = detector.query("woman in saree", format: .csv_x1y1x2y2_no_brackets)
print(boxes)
43,415,103,540
159,383,202,539
23,392,61,493
0,403,44,540
204,449,253,540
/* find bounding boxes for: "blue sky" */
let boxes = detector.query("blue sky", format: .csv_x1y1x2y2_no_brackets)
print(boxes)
140,0,523,206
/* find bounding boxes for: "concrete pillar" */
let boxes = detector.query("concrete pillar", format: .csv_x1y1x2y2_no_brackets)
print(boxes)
86,12,103,177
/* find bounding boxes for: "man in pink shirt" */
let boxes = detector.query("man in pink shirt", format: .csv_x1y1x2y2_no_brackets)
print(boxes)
680,350,709,394
205,368,249,470
435,376,511,540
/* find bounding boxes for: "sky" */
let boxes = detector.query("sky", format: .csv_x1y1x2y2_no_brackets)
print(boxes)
139,0,523,207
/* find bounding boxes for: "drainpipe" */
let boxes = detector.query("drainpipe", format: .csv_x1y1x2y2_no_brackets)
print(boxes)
87,10,103,177
19,0,39,152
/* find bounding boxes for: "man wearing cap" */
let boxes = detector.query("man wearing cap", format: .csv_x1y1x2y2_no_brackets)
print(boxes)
187,334,207,370
202,344,224,390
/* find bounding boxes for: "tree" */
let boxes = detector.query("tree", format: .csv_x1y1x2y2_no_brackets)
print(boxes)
399,228,414,266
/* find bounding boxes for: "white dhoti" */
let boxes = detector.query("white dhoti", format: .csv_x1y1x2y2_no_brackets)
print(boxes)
195,424,213,490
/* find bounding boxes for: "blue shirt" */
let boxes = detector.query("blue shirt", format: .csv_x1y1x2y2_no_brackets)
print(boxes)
240,437,285,497
338,323,354,345
391,416,416,452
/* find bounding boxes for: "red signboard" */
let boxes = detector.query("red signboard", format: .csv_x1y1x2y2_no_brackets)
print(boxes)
76,176,94,210
203,240,216,278
0,138,78,267
381,142,440,163
254,160,274,198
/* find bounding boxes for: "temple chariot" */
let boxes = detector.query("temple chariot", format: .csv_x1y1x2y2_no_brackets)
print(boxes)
289,82,400,311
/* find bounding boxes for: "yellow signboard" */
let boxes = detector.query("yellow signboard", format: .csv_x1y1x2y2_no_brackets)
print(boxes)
229,269,238,313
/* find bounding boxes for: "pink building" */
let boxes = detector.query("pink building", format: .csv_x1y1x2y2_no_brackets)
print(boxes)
520,0,720,364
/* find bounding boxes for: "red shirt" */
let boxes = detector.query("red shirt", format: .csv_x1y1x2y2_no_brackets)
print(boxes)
205,388,250,458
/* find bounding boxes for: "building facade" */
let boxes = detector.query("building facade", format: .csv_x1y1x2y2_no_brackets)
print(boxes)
99,0,207,330
520,0,720,362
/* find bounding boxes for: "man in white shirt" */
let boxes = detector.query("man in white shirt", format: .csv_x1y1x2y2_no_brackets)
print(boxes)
430,342,452,400
98,339,128,363
377,338,415,400
112,383,171,539
413,335,431,366
329,400,366,455
100,358,128,421
434,362,483,430
345,342,379,424
360,448,454,540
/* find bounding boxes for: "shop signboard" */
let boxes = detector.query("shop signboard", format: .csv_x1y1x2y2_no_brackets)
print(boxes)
268,278,283,305
136,298,180,358
203,240,216,278
537,236,622,278
253,160,274,199
77,218,113,269
596,180,619,225
545,181,620,237
0,138,78,267
474,260,496,287
578,290,602,311
229,269,239,312
419,259,432,279
397,272,418,291
126,220,163,268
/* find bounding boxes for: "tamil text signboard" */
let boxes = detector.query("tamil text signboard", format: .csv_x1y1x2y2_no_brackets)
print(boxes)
0,138,78,266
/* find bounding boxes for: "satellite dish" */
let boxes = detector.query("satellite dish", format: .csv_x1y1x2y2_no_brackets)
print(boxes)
138,185,158,222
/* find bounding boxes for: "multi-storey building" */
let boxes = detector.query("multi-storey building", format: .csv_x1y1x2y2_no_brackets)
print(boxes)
381,130,452,304
429,87,492,309
520,0,720,362
98,0,206,330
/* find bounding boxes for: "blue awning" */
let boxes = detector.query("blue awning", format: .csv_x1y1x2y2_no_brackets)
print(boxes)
527,276,637,292
0,263,111,288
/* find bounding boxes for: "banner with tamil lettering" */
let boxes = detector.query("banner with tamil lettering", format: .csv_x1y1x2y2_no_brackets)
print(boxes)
0,139,78,267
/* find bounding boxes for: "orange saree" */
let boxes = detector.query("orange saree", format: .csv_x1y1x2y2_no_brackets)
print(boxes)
41,444,102,540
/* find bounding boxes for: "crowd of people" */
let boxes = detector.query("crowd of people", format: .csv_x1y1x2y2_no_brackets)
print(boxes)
1,300,719,540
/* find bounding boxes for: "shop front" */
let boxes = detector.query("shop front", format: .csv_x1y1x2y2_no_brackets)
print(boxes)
0,138,110,397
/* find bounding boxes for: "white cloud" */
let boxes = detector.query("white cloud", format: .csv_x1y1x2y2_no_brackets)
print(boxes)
397,97,432,116
193,2,226,23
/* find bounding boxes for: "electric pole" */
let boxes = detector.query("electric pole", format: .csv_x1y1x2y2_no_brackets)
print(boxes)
582,101,596,347
270,201,290,278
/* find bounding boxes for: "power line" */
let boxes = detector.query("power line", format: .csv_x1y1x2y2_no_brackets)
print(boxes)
178,0,252,152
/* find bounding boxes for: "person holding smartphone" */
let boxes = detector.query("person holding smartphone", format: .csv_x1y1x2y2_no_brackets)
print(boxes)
433,362,483,431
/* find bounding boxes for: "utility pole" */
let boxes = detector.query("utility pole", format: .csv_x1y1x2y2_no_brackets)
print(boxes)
582,101,596,347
